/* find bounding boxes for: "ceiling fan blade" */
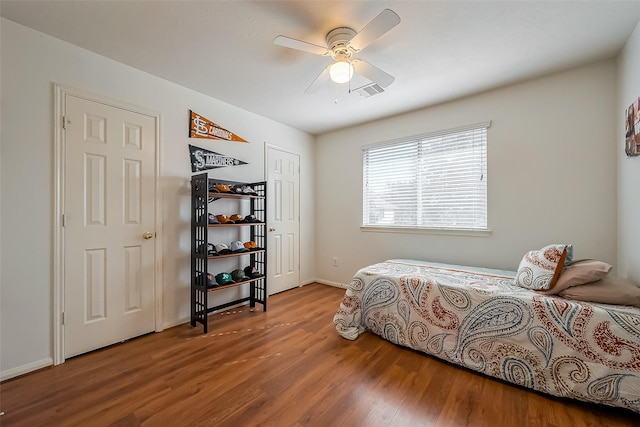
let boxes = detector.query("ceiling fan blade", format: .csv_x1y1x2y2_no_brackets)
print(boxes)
352,59,395,88
349,9,401,52
304,64,332,94
273,35,329,56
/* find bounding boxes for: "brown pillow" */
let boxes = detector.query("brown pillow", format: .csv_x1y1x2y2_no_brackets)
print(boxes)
539,259,612,295
559,274,640,307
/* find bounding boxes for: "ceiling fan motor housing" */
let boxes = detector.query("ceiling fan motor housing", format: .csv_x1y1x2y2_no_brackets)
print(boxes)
326,27,356,60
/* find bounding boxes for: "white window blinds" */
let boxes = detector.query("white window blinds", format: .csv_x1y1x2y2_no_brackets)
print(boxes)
363,122,489,230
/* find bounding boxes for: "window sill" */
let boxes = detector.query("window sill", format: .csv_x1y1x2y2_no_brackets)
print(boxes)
360,226,492,237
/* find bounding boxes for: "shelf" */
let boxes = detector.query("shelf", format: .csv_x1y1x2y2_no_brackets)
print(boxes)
203,275,265,292
208,192,265,202
207,249,265,260
208,222,265,228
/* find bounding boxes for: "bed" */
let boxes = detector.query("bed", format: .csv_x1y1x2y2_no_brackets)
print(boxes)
333,258,640,413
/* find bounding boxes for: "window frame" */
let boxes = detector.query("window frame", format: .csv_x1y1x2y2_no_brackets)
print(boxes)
361,121,491,236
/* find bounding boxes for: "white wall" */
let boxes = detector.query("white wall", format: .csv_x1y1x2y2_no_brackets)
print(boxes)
0,18,315,378
617,21,640,282
315,60,618,285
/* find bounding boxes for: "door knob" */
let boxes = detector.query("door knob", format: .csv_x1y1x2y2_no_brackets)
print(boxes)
143,232,154,239
268,227,276,232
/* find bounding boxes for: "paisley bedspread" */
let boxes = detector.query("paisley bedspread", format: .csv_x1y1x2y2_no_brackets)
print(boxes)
333,259,640,413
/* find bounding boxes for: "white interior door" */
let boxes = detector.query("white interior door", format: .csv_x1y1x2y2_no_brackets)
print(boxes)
266,147,300,295
64,94,157,358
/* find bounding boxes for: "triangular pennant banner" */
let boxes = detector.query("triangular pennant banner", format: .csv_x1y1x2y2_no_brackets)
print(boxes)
189,144,248,173
189,110,248,142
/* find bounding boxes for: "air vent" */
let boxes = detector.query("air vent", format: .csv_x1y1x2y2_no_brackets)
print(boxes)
354,83,385,98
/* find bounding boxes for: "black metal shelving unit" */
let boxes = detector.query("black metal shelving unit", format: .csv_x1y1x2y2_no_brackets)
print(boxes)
190,172,267,333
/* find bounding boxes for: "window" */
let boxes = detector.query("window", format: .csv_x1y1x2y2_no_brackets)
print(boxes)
362,121,489,231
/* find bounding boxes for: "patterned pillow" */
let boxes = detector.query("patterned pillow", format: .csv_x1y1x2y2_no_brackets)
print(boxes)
514,244,567,290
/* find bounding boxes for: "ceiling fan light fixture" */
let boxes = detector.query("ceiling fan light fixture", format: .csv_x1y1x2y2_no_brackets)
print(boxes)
329,60,353,84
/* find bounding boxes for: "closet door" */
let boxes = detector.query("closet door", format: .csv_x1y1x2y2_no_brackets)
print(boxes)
266,147,300,294
64,94,157,358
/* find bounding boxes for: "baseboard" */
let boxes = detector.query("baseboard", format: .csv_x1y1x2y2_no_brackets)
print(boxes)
1,357,53,382
163,317,190,330
311,279,348,289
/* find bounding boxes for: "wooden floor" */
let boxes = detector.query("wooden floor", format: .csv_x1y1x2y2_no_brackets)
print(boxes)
1,284,638,427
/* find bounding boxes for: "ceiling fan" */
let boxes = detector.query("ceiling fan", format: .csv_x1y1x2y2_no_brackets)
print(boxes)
273,9,401,94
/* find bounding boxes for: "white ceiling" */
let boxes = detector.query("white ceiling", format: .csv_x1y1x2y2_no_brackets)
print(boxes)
2,1,640,135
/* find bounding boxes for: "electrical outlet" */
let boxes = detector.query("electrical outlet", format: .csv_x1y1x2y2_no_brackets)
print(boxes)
333,257,338,267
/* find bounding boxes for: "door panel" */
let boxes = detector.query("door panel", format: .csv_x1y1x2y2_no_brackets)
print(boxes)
64,95,156,358
266,148,300,295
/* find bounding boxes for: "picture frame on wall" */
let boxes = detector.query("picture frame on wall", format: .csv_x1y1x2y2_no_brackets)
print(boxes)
625,96,640,157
